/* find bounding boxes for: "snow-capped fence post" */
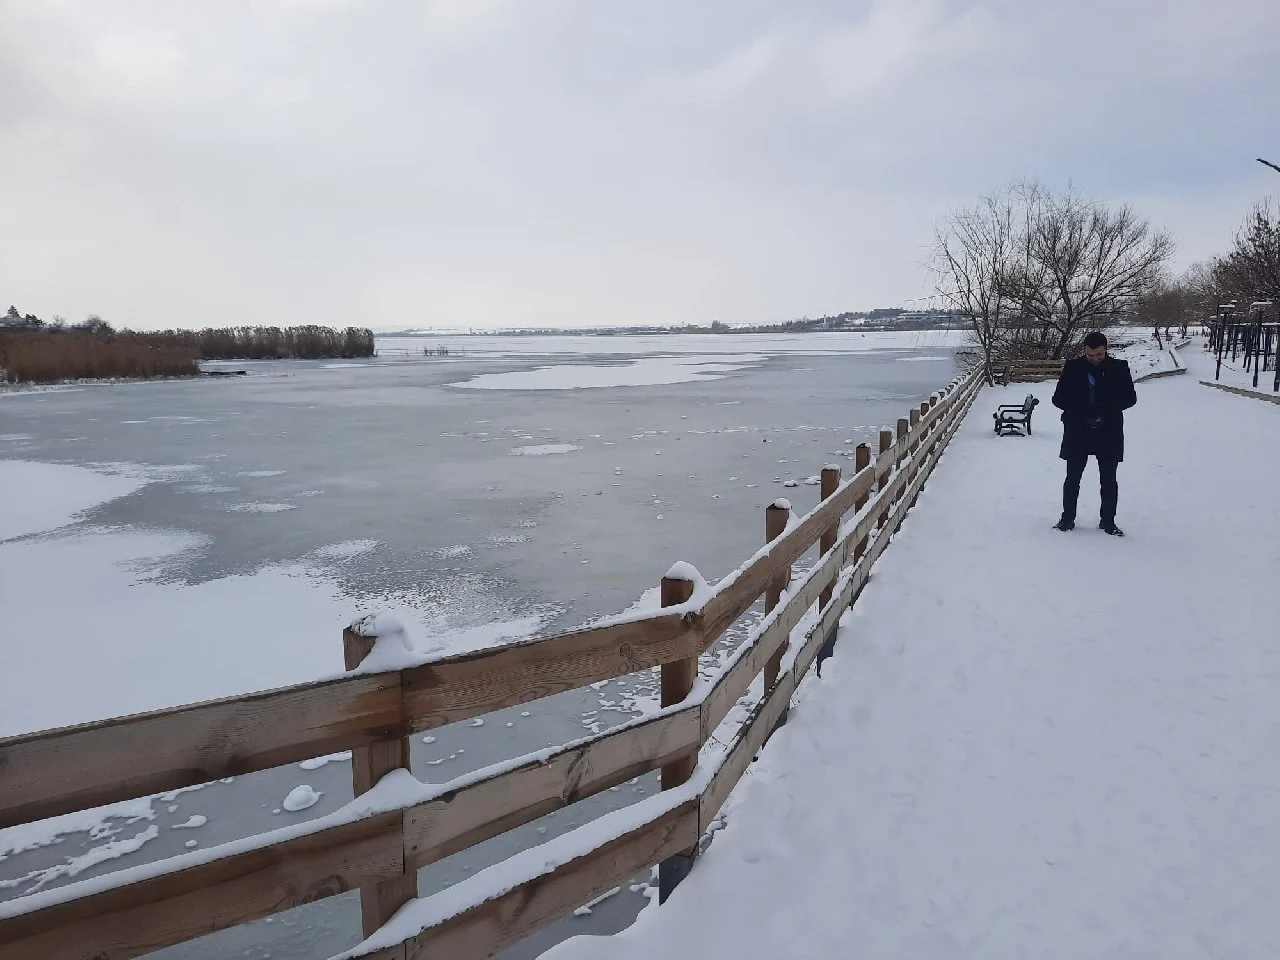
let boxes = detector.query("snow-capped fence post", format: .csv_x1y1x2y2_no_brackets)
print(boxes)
895,417,909,469
658,571,698,904
342,623,417,950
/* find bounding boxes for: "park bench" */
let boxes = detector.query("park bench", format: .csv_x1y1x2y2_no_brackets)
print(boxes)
994,394,1038,436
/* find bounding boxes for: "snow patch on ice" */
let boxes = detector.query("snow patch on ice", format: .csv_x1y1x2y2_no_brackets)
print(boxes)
313,539,378,560
223,502,296,513
282,786,322,813
300,752,352,771
186,483,237,494
434,544,473,560
573,885,622,917
0,826,159,895
451,355,768,391
0,797,156,861
510,443,582,456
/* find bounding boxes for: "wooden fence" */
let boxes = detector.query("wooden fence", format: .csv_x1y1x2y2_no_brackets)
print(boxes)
0,369,984,960
993,359,1064,384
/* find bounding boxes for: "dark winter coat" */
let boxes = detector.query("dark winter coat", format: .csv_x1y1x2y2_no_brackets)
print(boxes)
1051,355,1137,462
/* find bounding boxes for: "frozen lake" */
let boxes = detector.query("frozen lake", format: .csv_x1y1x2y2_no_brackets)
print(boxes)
0,331,960,958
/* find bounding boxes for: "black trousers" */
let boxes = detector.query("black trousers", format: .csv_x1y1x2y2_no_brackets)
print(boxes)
1063,453,1118,524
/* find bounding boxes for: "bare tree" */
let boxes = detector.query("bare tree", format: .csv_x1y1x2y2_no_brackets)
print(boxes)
934,181,1174,374
1136,279,1198,341
932,191,1019,383
1014,187,1175,356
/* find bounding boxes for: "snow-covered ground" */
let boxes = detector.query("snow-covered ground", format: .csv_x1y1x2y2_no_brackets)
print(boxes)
547,367,1280,958
1112,334,1181,380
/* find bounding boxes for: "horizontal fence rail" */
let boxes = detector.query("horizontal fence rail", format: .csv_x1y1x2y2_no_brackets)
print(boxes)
0,369,983,960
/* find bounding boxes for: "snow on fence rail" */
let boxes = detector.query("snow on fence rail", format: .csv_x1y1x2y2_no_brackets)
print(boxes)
0,370,983,960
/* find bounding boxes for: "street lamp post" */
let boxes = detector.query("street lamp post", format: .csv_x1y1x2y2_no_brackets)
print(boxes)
1215,303,1236,380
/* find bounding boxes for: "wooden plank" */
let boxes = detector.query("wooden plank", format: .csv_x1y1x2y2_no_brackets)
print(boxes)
699,539,830,741
344,629,416,941
403,705,699,870
0,673,404,831
0,812,404,960
699,662,794,832
401,611,698,731
391,801,700,960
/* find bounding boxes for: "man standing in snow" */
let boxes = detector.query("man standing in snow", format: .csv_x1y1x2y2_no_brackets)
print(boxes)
1051,331,1137,536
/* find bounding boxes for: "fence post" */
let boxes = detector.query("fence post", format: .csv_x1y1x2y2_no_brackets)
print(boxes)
761,500,792,732
815,465,842,675
912,402,934,507
657,572,698,903
895,417,909,470
851,443,873,562
906,408,921,484
875,427,895,533
817,465,842,611
343,627,415,955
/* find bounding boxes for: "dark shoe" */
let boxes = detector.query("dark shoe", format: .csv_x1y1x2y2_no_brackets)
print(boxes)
1100,522,1125,537
1053,518,1075,531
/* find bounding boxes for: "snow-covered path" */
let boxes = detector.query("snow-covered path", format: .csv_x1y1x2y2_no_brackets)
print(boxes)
548,369,1280,959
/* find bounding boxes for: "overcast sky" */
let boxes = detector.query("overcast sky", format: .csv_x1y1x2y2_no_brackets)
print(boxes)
1,0,1277,332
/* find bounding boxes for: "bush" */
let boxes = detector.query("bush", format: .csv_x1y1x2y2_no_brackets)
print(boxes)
142,325,376,360
0,333,200,384
0,324,377,383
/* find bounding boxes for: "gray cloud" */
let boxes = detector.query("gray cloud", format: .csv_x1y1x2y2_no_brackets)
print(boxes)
1,0,1277,330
